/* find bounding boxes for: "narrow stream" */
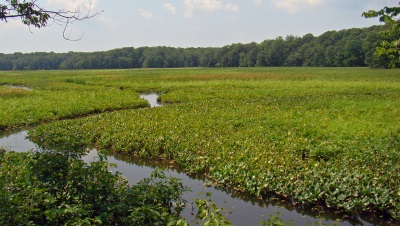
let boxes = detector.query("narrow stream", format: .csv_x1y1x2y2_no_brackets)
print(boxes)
0,94,393,225
140,93,163,107
1,85,32,90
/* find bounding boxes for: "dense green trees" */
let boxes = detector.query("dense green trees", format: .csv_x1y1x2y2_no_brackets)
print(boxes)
363,2,400,68
0,25,399,70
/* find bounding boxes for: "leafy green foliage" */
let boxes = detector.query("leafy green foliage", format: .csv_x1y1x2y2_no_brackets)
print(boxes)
2,68,400,223
260,212,293,226
0,25,398,69
0,76,149,130
0,0,50,28
0,148,189,225
363,3,400,68
0,86,30,98
195,193,232,226
363,4,400,26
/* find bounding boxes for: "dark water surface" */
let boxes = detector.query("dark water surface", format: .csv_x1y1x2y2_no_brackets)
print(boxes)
0,94,394,225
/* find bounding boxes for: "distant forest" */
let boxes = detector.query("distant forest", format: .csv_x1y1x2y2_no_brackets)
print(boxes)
1,25,399,70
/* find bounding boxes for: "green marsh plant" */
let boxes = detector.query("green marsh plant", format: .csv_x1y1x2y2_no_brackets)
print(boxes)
2,68,400,222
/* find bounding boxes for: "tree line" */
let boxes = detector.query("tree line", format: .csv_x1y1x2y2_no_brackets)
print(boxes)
1,25,399,70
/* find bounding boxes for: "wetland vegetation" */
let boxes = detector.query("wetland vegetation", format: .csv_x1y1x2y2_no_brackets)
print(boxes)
1,67,400,224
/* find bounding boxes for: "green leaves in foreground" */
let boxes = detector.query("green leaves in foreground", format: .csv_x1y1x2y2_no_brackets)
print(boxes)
0,149,189,225
363,4,400,68
195,193,232,226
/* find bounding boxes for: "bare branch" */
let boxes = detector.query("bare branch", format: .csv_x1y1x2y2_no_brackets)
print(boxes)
0,0,102,40
62,18,85,41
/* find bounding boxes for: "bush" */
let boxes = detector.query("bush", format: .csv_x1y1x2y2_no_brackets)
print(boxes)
0,148,189,225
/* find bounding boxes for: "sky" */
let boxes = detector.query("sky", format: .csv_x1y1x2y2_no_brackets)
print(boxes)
0,0,395,53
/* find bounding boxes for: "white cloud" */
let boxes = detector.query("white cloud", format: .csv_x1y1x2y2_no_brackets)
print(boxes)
225,3,239,13
47,0,114,28
184,0,223,17
164,3,177,14
0,19,24,29
255,0,262,5
272,0,322,13
95,14,116,27
139,9,153,19
46,0,99,12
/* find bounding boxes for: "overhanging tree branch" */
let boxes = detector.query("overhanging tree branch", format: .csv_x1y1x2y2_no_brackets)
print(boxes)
0,0,102,40
363,2,400,68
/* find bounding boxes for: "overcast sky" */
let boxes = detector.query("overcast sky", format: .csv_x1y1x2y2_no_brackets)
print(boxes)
0,0,394,53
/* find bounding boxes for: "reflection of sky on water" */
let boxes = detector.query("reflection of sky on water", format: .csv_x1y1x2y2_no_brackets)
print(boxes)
140,93,163,107
0,130,37,152
1,85,32,91
0,93,386,225
0,129,385,226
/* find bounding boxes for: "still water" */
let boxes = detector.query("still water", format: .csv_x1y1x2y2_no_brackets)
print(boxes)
0,94,392,225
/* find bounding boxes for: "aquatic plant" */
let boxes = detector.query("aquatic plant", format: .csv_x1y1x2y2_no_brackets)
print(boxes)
2,68,400,222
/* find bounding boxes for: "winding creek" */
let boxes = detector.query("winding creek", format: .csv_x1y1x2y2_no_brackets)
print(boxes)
0,93,394,225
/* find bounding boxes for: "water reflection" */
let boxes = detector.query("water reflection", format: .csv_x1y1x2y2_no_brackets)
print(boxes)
1,85,32,90
0,129,37,152
140,93,163,107
0,93,396,225
0,129,395,225
110,152,382,226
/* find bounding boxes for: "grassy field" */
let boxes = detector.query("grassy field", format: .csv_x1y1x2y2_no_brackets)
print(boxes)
0,71,149,130
1,67,400,220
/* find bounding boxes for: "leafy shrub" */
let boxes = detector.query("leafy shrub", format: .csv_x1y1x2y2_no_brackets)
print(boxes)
0,148,189,225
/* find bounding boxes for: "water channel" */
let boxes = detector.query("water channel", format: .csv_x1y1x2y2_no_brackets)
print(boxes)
0,93,394,225
1,85,32,90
